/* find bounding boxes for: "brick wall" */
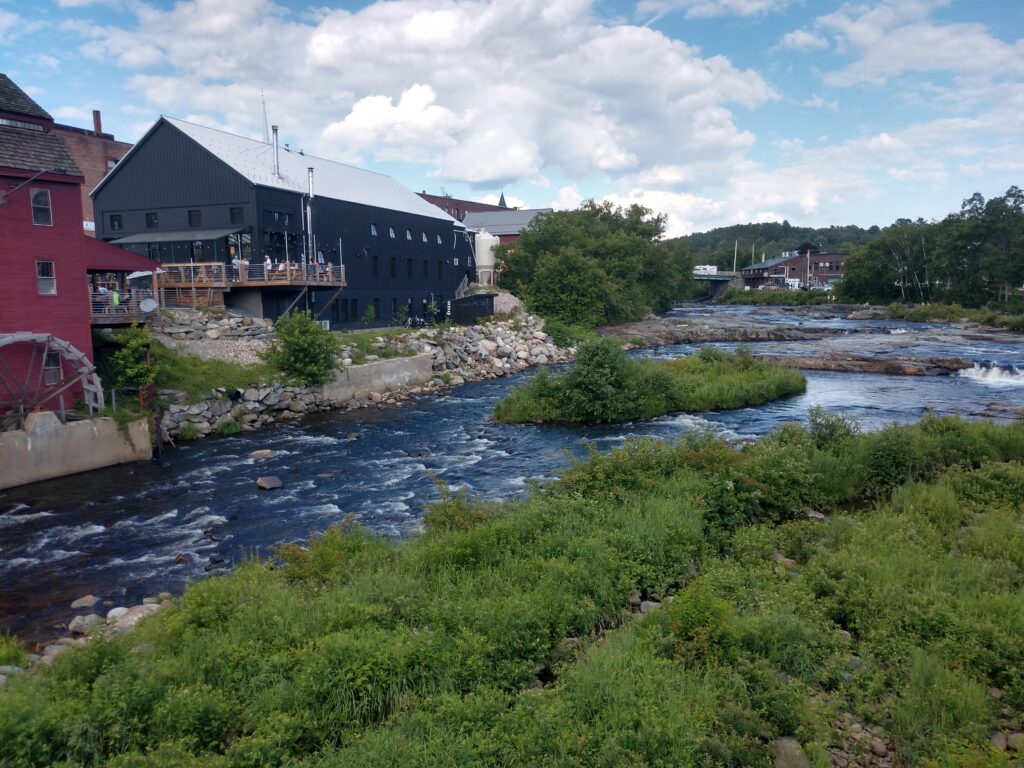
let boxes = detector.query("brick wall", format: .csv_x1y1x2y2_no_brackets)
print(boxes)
418,193,506,222
54,125,132,236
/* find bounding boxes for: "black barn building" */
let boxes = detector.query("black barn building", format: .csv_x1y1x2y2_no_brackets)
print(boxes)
92,117,475,328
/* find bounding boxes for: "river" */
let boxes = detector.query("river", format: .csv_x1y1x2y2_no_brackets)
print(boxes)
1,305,1021,641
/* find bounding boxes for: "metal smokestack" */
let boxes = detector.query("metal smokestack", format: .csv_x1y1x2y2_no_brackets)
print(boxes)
307,167,314,199
272,125,280,176
306,167,315,262
92,110,102,134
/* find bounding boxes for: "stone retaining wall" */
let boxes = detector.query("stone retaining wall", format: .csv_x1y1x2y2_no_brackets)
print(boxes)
150,308,273,341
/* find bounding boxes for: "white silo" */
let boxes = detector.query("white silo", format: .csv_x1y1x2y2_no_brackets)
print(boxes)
474,229,500,285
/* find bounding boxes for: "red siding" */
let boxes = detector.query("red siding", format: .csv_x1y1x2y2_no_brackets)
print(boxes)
0,171,94,408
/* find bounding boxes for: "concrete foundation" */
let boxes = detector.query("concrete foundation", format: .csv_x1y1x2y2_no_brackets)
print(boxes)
319,353,434,405
0,412,151,490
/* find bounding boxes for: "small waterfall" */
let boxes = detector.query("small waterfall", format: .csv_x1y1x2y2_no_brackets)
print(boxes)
957,362,1024,386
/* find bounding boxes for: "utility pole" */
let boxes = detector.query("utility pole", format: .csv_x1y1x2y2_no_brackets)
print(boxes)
751,238,760,267
733,239,738,273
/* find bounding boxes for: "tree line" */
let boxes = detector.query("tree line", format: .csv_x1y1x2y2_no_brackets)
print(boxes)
837,187,1024,307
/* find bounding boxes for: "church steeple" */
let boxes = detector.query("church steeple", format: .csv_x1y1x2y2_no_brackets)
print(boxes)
498,191,507,208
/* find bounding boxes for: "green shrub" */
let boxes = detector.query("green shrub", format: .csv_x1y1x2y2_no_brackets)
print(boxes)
261,310,342,386
0,633,26,666
177,423,199,441
494,341,805,424
111,324,163,389
214,418,240,437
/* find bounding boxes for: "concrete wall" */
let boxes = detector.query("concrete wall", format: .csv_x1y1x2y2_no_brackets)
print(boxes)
320,353,434,404
0,412,151,490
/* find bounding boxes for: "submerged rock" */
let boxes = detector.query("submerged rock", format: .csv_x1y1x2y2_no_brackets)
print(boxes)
248,449,274,459
68,614,103,635
256,476,284,490
70,594,99,609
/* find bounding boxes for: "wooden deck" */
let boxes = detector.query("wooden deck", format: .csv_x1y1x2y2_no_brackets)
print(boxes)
90,290,158,325
158,262,345,290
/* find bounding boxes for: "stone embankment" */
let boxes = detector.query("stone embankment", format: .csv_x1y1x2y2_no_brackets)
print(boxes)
151,308,274,341
160,315,571,440
602,316,861,346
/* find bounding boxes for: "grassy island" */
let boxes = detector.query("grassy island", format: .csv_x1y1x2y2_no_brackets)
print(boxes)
493,339,806,424
1,413,1022,767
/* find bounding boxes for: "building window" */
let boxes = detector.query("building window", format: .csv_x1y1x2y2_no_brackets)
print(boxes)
31,189,52,226
263,210,273,225
230,207,243,225
188,209,202,227
454,257,459,266
421,231,427,243
372,255,379,278
391,297,398,318
436,234,442,245
109,214,123,231
373,297,380,319
370,223,378,236
388,226,396,239
454,207,460,218
43,352,63,386
422,259,428,279
405,228,412,240
36,261,56,295
390,257,396,278
106,158,117,171
146,211,159,229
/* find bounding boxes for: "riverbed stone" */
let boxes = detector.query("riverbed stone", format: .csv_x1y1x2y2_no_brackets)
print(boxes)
112,603,162,631
772,737,810,768
256,475,284,490
69,613,103,635
107,606,129,621
70,594,99,609
249,449,274,459
1008,733,1024,751
0,665,24,675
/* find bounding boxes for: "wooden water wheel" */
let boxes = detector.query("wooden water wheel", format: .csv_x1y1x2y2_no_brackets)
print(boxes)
0,333,104,430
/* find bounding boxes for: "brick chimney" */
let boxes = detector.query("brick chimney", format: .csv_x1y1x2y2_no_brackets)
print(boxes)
92,110,102,134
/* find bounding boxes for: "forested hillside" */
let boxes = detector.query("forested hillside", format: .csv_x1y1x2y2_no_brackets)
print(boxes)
669,221,880,270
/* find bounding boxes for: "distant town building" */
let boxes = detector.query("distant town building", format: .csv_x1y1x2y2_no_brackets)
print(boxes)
418,191,509,222
741,244,847,290
53,110,132,236
93,117,475,328
461,208,552,246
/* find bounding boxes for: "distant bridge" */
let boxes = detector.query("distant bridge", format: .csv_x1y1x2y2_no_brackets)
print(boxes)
692,270,742,298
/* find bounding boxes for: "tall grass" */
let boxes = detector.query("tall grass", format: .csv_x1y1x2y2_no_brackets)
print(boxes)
1,416,1023,766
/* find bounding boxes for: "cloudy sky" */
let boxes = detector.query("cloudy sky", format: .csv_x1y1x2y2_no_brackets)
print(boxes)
3,0,1022,236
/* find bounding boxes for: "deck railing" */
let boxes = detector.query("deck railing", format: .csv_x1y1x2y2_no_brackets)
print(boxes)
158,261,345,288
90,289,156,324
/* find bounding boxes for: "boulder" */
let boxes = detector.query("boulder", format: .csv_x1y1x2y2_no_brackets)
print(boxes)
1008,733,1024,751
639,600,661,615
256,475,284,490
249,449,275,459
112,603,162,631
70,594,99,609
68,613,103,635
107,606,129,621
772,737,810,768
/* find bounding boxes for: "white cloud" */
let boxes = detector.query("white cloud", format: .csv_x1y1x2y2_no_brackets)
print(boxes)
552,186,584,210
60,0,776,191
816,0,1024,86
637,0,790,21
51,105,93,121
778,29,828,52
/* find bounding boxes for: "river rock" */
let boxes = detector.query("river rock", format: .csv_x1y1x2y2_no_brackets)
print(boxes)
249,449,274,459
256,475,283,490
112,603,162,631
70,594,100,609
772,737,810,768
1008,733,1024,751
0,665,24,675
639,600,661,615
68,613,103,635
107,606,129,621
992,732,1008,750
869,737,888,757
0,674,6,688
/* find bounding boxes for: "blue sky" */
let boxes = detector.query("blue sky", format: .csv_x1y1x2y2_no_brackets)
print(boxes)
2,0,1022,236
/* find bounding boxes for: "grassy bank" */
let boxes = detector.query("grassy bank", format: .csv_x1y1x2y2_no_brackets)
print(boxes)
717,289,835,306
0,414,1021,767
887,302,1024,332
493,340,806,424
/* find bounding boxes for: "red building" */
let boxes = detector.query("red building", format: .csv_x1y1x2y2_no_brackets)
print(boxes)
740,244,848,291
0,73,103,423
53,110,132,237
418,190,509,222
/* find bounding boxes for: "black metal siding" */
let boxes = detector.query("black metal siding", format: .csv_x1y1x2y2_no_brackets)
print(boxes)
92,119,254,240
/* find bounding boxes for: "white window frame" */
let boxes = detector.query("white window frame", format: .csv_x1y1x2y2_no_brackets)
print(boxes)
36,260,57,295
370,223,378,236
388,226,396,239
421,231,427,243
31,188,52,227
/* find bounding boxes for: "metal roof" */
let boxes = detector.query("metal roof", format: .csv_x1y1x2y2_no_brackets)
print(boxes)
109,227,243,244
83,237,160,271
741,251,848,272
162,117,459,223
0,74,52,120
461,208,552,236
